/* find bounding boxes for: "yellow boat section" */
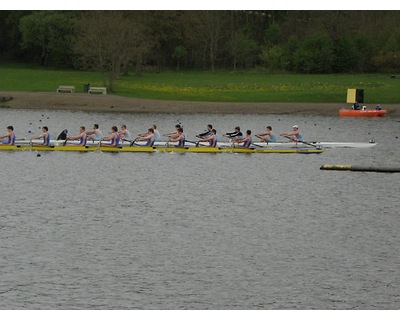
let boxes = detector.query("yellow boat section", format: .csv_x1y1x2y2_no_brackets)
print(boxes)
0,145,325,154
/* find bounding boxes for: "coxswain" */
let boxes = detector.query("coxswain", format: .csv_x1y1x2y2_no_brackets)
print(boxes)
57,129,68,140
0,126,16,145
65,126,87,146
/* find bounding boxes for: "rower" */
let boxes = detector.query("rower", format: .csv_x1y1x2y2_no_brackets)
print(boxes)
164,124,182,139
280,125,303,142
65,126,87,146
168,127,185,147
196,124,212,138
224,126,243,142
118,124,132,141
255,126,277,143
197,128,217,147
234,130,252,148
152,124,161,141
0,126,16,146
134,128,155,147
86,124,103,142
32,126,51,146
101,126,120,147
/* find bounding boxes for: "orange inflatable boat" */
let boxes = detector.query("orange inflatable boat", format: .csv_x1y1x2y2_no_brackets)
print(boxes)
339,109,387,117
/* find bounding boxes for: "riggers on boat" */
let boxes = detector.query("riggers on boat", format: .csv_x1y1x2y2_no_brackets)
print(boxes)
0,144,325,154
339,109,387,117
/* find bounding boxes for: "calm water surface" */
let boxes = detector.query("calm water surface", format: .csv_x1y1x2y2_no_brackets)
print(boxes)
0,108,399,309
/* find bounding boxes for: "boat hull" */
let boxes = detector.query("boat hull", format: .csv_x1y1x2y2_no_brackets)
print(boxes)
0,145,325,154
339,109,387,117
14,140,376,149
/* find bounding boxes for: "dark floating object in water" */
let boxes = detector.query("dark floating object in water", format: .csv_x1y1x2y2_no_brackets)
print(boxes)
321,164,400,173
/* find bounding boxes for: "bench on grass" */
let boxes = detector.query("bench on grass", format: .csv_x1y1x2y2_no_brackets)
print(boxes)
57,85,75,93
88,87,107,94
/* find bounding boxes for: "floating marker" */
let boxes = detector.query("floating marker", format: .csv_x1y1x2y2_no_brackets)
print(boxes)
321,164,400,173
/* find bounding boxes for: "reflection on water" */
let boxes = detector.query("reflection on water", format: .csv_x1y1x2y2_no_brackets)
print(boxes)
0,108,399,309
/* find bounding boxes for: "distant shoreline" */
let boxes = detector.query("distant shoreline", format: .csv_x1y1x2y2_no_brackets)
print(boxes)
1,91,399,117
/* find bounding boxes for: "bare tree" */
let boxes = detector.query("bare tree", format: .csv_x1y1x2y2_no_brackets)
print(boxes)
74,11,153,92
184,11,228,71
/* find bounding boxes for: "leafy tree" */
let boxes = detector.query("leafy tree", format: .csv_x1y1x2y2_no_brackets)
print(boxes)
142,11,185,70
171,45,187,70
229,32,259,70
332,36,358,73
373,28,400,73
0,11,31,60
260,45,287,72
264,22,281,47
294,33,334,73
2,10,400,74
19,11,77,66
284,35,300,72
352,35,375,72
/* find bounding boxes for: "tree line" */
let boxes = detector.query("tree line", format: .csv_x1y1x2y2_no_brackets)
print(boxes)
1,11,400,90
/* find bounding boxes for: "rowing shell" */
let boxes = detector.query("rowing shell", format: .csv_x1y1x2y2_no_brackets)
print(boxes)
15,139,376,149
0,145,325,154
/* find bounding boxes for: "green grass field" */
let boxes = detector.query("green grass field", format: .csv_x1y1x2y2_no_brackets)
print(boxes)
1,63,399,103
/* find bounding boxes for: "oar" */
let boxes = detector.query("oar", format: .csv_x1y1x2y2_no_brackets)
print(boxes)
251,142,265,148
281,134,318,148
127,138,138,147
298,140,320,148
185,139,207,147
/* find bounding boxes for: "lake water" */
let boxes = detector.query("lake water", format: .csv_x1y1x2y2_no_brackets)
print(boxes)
0,108,399,309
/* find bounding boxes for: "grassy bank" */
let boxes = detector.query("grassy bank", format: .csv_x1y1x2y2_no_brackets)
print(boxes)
1,63,399,103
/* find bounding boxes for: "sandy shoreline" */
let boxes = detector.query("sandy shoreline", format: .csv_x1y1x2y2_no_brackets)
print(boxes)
1,91,399,117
